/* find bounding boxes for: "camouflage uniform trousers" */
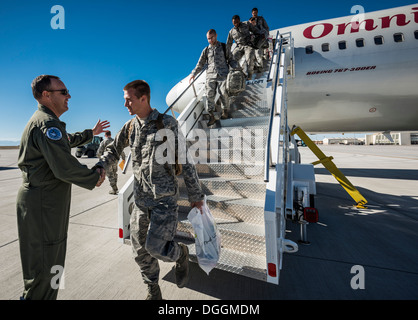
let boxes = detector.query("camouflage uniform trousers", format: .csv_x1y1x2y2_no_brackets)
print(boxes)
106,163,118,190
254,47,264,70
232,45,255,77
205,75,230,114
129,196,180,284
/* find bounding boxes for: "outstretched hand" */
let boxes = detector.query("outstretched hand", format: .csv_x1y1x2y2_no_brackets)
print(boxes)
92,119,110,135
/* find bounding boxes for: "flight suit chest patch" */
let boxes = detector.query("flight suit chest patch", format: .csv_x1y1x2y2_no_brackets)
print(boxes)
46,127,63,141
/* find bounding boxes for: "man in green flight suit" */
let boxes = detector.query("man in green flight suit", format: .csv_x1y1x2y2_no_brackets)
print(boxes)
16,74,110,300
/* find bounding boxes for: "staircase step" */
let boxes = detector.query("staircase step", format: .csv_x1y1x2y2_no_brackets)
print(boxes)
187,245,267,282
223,198,265,225
194,163,265,179
177,217,265,255
205,137,267,154
231,99,271,119
200,116,270,129
230,81,269,109
177,194,265,225
185,148,265,165
189,124,269,136
230,108,270,119
187,125,268,152
204,148,265,164
179,177,266,200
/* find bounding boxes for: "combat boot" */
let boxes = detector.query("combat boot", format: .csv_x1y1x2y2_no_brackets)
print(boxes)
207,111,216,126
221,109,230,120
175,244,189,288
109,186,118,195
146,283,162,300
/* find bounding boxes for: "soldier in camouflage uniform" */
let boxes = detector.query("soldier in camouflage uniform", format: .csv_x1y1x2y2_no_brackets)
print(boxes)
97,131,126,194
250,8,270,67
190,29,239,126
99,80,204,300
227,15,262,80
16,75,109,300
251,8,269,37
249,17,265,72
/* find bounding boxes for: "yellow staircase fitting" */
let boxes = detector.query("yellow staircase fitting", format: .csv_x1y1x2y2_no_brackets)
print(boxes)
291,126,368,209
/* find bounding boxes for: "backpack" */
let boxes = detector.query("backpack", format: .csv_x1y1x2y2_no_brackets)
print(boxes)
226,69,246,96
205,43,246,96
251,33,266,49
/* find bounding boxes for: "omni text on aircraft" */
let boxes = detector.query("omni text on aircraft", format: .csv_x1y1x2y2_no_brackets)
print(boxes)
303,7,418,39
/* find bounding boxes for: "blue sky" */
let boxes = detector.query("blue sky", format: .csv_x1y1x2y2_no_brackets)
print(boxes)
0,0,414,143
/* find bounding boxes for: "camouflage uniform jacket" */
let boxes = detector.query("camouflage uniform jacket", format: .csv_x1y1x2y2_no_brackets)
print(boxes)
252,16,269,36
226,21,260,51
192,41,231,79
100,109,204,207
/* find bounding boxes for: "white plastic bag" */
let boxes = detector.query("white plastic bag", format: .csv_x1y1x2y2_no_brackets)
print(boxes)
187,196,221,275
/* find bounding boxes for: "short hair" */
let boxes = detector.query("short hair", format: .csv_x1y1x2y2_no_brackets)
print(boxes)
31,75,60,100
207,29,217,35
232,15,240,21
124,80,150,103
252,8,258,12
105,131,111,137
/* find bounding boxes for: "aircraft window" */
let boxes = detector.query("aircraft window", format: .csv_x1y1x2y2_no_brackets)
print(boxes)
374,36,384,45
415,30,418,39
305,45,313,54
356,38,365,47
394,33,404,42
322,43,330,52
338,41,347,50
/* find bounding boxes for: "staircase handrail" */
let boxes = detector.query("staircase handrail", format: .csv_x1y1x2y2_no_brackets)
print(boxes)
264,35,284,182
162,67,207,115
267,31,281,81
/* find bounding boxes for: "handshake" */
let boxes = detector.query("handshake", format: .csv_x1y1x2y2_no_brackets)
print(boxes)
91,118,110,188
95,167,106,187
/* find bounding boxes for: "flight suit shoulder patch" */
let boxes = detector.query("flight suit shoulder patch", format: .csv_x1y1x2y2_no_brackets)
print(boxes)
46,127,63,141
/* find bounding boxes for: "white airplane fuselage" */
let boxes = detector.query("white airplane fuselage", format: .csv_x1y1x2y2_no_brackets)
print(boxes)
167,4,418,132
283,4,418,132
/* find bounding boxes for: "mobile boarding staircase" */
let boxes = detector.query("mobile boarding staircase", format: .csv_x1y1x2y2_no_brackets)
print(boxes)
118,32,318,285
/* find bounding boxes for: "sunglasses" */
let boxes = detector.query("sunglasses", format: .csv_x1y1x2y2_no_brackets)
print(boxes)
48,89,70,96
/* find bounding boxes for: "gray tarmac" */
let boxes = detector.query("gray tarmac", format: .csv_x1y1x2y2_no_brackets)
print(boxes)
0,145,417,300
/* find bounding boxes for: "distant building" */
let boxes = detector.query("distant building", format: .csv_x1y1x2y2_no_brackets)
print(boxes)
323,137,364,145
365,132,418,145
